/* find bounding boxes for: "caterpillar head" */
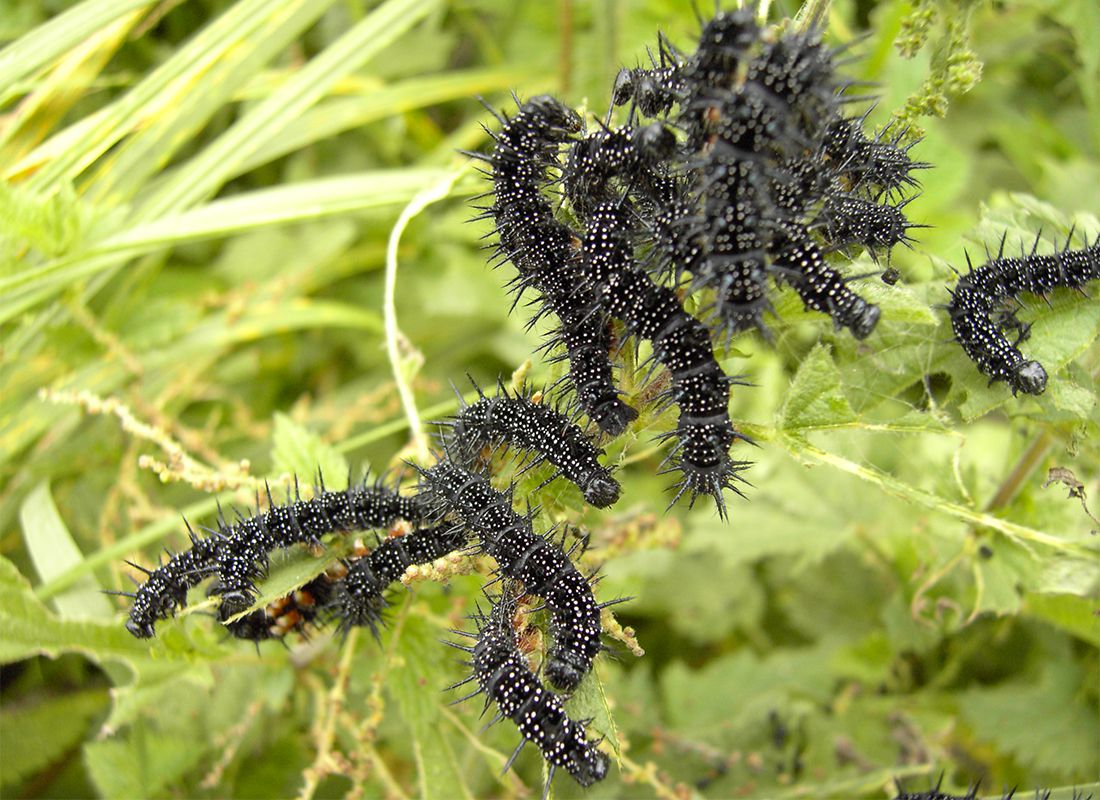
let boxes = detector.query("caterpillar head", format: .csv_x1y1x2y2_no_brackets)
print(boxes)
590,396,638,437
567,744,610,788
1012,360,1047,395
545,649,590,693
125,617,156,639
526,95,582,138
846,300,881,340
582,470,621,509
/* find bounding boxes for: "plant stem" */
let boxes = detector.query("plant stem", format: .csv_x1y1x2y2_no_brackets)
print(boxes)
558,0,574,94
985,431,1053,511
383,167,465,462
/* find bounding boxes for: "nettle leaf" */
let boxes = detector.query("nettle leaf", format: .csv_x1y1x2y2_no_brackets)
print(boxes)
388,613,474,800
85,732,207,800
778,343,856,433
775,550,893,645
0,689,108,789
661,646,836,744
87,663,291,800
565,663,621,759
1040,376,1097,420
0,555,157,666
0,555,213,735
223,546,344,624
270,412,350,489
864,279,940,327
622,549,764,644
1036,556,1100,597
958,651,1099,780
686,451,887,570
970,536,1043,618
1024,594,1100,648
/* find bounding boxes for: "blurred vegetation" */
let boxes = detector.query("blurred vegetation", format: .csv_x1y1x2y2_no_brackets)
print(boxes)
0,1,1097,798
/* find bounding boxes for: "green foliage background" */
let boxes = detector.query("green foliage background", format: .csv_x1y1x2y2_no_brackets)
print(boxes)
1,1,1097,798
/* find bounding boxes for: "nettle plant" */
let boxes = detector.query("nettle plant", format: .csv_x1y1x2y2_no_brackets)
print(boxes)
2,1,1097,799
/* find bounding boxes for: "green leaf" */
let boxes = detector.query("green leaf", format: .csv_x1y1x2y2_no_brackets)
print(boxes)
1023,593,1100,648
85,0,336,206
0,689,107,789
19,483,112,620
778,343,856,432
84,734,207,800
565,664,621,759
958,655,1100,779
661,647,836,743
0,554,172,667
223,547,343,624
239,68,527,174
0,0,154,92
22,0,280,193
138,0,443,218
389,614,474,800
0,168,456,326
270,412,349,489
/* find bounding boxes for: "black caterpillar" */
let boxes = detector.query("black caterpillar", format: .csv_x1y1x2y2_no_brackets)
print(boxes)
472,98,639,437
449,582,610,792
118,477,422,638
947,233,1100,395
564,123,752,516
438,381,621,508
120,8,1100,796
219,524,467,642
121,458,613,791
478,96,751,515
417,459,606,693
215,574,331,643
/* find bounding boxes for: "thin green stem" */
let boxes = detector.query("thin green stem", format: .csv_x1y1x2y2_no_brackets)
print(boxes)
789,438,1093,556
383,167,466,462
985,431,1054,512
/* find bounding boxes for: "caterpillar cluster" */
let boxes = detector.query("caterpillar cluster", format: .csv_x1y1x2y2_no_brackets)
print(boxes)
113,7,1099,797
946,232,1100,395
117,386,617,792
472,9,925,515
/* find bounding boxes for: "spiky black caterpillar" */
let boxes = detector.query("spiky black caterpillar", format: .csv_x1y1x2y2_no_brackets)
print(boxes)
328,524,468,635
121,477,422,639
439,381,621,508
472,97,638,436
215,574,332,642
418,459,604,693
449,582,609,790
608,9,925,341
947,233,1100,395
217,524,467,643
560,125,751,515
